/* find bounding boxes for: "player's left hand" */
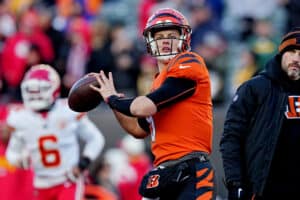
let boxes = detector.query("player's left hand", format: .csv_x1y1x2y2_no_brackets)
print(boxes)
66,167,81,182
89,70,124,103
0,123,12,144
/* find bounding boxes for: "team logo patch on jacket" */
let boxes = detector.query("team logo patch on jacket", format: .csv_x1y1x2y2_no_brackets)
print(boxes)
146,174,160,188
285,96,300,118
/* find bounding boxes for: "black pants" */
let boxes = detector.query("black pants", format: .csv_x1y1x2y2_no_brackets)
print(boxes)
255,185,299,200
159,159,214,200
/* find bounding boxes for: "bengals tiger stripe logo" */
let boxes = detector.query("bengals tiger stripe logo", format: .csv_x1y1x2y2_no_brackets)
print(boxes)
146,174,160,188
285,96,300,119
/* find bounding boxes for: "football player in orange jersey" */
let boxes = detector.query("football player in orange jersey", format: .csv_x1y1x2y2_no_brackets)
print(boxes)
90,8,214,200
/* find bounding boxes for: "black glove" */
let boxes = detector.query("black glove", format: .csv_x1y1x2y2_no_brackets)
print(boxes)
227,181,247,200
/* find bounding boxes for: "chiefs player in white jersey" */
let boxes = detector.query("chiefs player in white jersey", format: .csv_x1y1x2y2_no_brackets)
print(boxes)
5,64,105,200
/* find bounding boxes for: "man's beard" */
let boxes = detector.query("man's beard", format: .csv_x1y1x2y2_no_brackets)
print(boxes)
287,68,300,80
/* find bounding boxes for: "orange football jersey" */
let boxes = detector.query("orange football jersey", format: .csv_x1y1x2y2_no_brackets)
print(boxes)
150,52,213,166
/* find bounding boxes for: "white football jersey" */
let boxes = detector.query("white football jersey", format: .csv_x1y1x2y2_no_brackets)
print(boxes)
5,99,104,188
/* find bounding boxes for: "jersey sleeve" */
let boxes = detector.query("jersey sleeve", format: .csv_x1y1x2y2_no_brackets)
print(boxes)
6,107,24,129
5,130,26,167
167,52,208,80
5,107,29,168
76,115,105,161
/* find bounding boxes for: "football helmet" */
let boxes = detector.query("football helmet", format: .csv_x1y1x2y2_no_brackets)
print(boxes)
143,8,192,61
21,64,61,111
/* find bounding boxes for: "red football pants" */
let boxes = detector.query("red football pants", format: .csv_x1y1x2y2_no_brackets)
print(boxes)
33,181,79,200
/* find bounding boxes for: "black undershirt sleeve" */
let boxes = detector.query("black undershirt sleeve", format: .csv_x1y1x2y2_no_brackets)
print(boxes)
137,118,150,132
146,77,196,111
137,77,196,132
107,77,196,118
107,95,134,116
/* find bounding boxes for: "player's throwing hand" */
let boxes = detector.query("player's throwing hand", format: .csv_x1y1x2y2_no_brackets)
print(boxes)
89,70,124,102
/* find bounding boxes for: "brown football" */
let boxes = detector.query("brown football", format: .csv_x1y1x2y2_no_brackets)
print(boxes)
68,75,103,112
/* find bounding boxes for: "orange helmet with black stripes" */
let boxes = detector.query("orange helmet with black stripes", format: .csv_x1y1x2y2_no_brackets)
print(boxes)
143,8,192,59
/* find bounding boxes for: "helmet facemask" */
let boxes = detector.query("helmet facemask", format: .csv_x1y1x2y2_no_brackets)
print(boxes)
145,24,191,62
21,64,60,111
143,8,192,61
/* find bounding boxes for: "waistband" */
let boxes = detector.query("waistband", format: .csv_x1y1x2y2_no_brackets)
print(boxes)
159,151,209,167
34,175,68,188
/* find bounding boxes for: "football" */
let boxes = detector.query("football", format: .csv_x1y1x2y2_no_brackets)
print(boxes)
68,75,103,112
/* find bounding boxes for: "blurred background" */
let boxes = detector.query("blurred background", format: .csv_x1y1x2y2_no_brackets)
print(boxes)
0,0,298,199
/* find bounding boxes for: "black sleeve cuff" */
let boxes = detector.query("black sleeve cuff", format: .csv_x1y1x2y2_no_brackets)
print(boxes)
137,118,150,132
107,95,134,116
78,157,91,171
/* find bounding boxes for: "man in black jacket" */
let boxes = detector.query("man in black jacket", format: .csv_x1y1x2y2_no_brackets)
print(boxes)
220,27,300,200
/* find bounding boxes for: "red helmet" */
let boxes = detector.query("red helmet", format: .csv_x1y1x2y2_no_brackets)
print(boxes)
21,64,61,111
143,8,192,58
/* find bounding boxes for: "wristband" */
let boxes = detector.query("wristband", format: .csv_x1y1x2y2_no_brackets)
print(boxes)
78,157,91,171
107,95,134,116
107,95,120,107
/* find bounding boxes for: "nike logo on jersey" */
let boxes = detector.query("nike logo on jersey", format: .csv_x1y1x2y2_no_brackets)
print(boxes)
179,65,191,69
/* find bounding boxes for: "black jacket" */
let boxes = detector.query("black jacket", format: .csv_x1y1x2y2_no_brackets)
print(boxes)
220,54,300,195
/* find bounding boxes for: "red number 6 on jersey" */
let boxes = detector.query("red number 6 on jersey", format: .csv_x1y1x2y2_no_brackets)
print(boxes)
38,135,61,167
